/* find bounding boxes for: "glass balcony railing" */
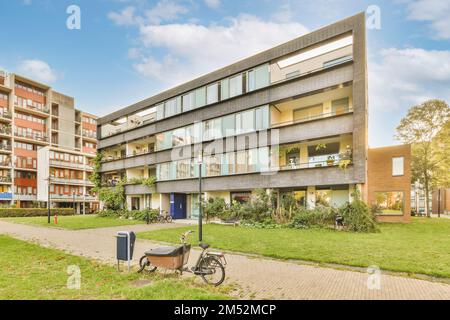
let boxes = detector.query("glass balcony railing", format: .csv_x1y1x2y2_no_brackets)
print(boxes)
14,131,49,142
271,108,353,129
0,192,12,200
0,176,12,183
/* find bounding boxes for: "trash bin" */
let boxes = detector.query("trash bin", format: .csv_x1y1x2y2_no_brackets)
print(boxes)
116,231,136,271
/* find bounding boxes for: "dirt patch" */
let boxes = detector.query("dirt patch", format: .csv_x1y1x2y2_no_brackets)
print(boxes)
130,279,153,287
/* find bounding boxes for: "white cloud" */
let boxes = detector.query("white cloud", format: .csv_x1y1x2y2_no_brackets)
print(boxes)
369,48,450,113
133,14,308,85
17,59,57,83
108,6,141,26
204,0,220,9
404,0,450,39
145,0,188,25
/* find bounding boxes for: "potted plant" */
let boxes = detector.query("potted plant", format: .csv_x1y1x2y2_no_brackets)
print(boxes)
326,155,335,166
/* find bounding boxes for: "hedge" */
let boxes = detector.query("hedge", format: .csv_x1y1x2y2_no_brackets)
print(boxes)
0,208,75,218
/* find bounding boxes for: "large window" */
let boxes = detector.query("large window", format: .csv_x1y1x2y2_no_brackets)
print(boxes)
182,92,195,112
207,83,219,105
332,98,349,115
375,192,404,215
247,64,270,92
195,87,206,109
229,74,243,98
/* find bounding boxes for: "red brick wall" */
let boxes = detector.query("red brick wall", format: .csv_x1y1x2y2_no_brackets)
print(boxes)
368,145,412,223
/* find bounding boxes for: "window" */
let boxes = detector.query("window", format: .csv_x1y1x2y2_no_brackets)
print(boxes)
195,87,206,109
164,98,180,118
206,83,219,104
220,79,229,100
247,70,255,92
172,127,186,147
182,92,195,112
375,192,404,215
332,98,349,115
240,109,255,133
222,114,235,137
255,105,269,130
156,104,164,120
229,74,243,98
316,189,332,207
392,157,404,176
231,192,251,204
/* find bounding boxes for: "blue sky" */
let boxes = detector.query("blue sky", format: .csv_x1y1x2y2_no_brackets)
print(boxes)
0,0,449,147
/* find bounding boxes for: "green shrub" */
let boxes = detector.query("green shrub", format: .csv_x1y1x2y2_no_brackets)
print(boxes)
240,189,273,222
203,197,228,221
288,206,336,229
97,209,121,218
97,208,160,222
0,208,74,218
339,199,378,233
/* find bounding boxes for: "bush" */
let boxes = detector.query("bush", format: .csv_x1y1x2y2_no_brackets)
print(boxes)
0,208,74,218
240,189,273,222
339,199,378,233
203,197,228,221
288,206,336,229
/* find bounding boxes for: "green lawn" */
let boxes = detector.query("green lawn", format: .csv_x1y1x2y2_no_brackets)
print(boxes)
1,215,145,230
139,218,450,278
0,235,230,300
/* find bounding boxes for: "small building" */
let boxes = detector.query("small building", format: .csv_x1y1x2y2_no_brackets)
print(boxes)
367,145,411,222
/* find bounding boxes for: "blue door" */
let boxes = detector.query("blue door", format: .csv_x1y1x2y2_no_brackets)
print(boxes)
170,193,187,219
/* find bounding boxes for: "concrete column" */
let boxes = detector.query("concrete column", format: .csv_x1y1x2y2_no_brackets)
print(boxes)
306,186,316,209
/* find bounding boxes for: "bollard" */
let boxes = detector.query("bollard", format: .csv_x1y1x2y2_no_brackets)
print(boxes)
54,214,58,225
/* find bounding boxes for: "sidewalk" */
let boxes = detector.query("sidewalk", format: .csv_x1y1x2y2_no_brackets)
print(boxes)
0,220,449,300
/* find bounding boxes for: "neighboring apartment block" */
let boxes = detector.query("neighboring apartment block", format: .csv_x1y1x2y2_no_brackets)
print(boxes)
97,13,369,219
0,70,99,213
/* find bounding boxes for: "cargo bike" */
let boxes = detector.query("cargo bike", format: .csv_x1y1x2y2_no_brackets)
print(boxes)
138,231,226,286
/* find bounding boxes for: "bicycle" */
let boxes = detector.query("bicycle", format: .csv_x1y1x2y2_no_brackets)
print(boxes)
138,231,226,286
157,210,173,223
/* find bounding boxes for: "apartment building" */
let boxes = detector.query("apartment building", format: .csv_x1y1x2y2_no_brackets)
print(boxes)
97,13,369,219
0,70,99,213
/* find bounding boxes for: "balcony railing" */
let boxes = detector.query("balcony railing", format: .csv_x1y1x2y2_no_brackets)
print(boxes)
14,131,49,142
0,109,12,119
0,176,12,183
82,132,97,139
0,160,11,167
271,108,353,129
278,152,353,171
0,192,12,200
13,194,36,201
49,159,86,170
0,126,11,135
0,144,12,151
15,103,50,114
51,177,93,185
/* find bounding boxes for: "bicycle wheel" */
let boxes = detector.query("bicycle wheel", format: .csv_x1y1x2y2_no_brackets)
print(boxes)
198,256,225,286
138,255,157,273
166,215,173,223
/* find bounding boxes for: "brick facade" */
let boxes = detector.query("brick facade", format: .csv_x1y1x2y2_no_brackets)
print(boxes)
368,145,411,222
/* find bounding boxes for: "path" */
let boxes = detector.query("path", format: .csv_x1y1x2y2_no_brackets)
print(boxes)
0,220,449,300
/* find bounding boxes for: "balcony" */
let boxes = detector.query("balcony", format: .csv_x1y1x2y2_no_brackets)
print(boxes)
0,192,12,200
0,176,12,183
14,194,36,201
51,177,93,185
0,125,11,136
100,111,156,138
49,159,86,170
0,144,12,152
15,103,50,116
0,109,12,121
14,131,49,144
0,159,11,167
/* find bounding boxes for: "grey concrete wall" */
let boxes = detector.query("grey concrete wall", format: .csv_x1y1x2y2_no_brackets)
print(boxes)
154,166,358,194
125,184,155,195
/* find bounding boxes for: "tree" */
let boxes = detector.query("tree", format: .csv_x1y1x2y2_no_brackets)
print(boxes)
396,99,450,217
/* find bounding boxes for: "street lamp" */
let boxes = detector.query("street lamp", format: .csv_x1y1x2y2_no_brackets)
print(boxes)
73,191,76,215
198,151,203,243
46,176,52,224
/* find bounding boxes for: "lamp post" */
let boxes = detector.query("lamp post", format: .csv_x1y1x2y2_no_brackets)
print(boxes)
46,176,51,224
198,151,203,243
73,191,76,215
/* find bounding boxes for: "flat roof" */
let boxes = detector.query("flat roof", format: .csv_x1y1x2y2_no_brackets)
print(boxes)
98,12,365,125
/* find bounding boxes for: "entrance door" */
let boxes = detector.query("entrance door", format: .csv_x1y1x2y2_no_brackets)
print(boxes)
131,197,140,211
170,193,186,219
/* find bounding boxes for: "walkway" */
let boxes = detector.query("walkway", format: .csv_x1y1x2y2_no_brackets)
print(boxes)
0,220,449,300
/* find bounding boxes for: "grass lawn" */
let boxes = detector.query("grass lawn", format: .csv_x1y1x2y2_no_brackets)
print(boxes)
139,218,450,278
0,235,230,300
1,215,145,230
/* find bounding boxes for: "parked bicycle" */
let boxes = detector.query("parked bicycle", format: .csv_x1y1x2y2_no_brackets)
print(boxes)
157,210,173,223
138,230,226,286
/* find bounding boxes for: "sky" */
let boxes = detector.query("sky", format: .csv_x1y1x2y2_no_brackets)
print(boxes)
0,0,449,147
